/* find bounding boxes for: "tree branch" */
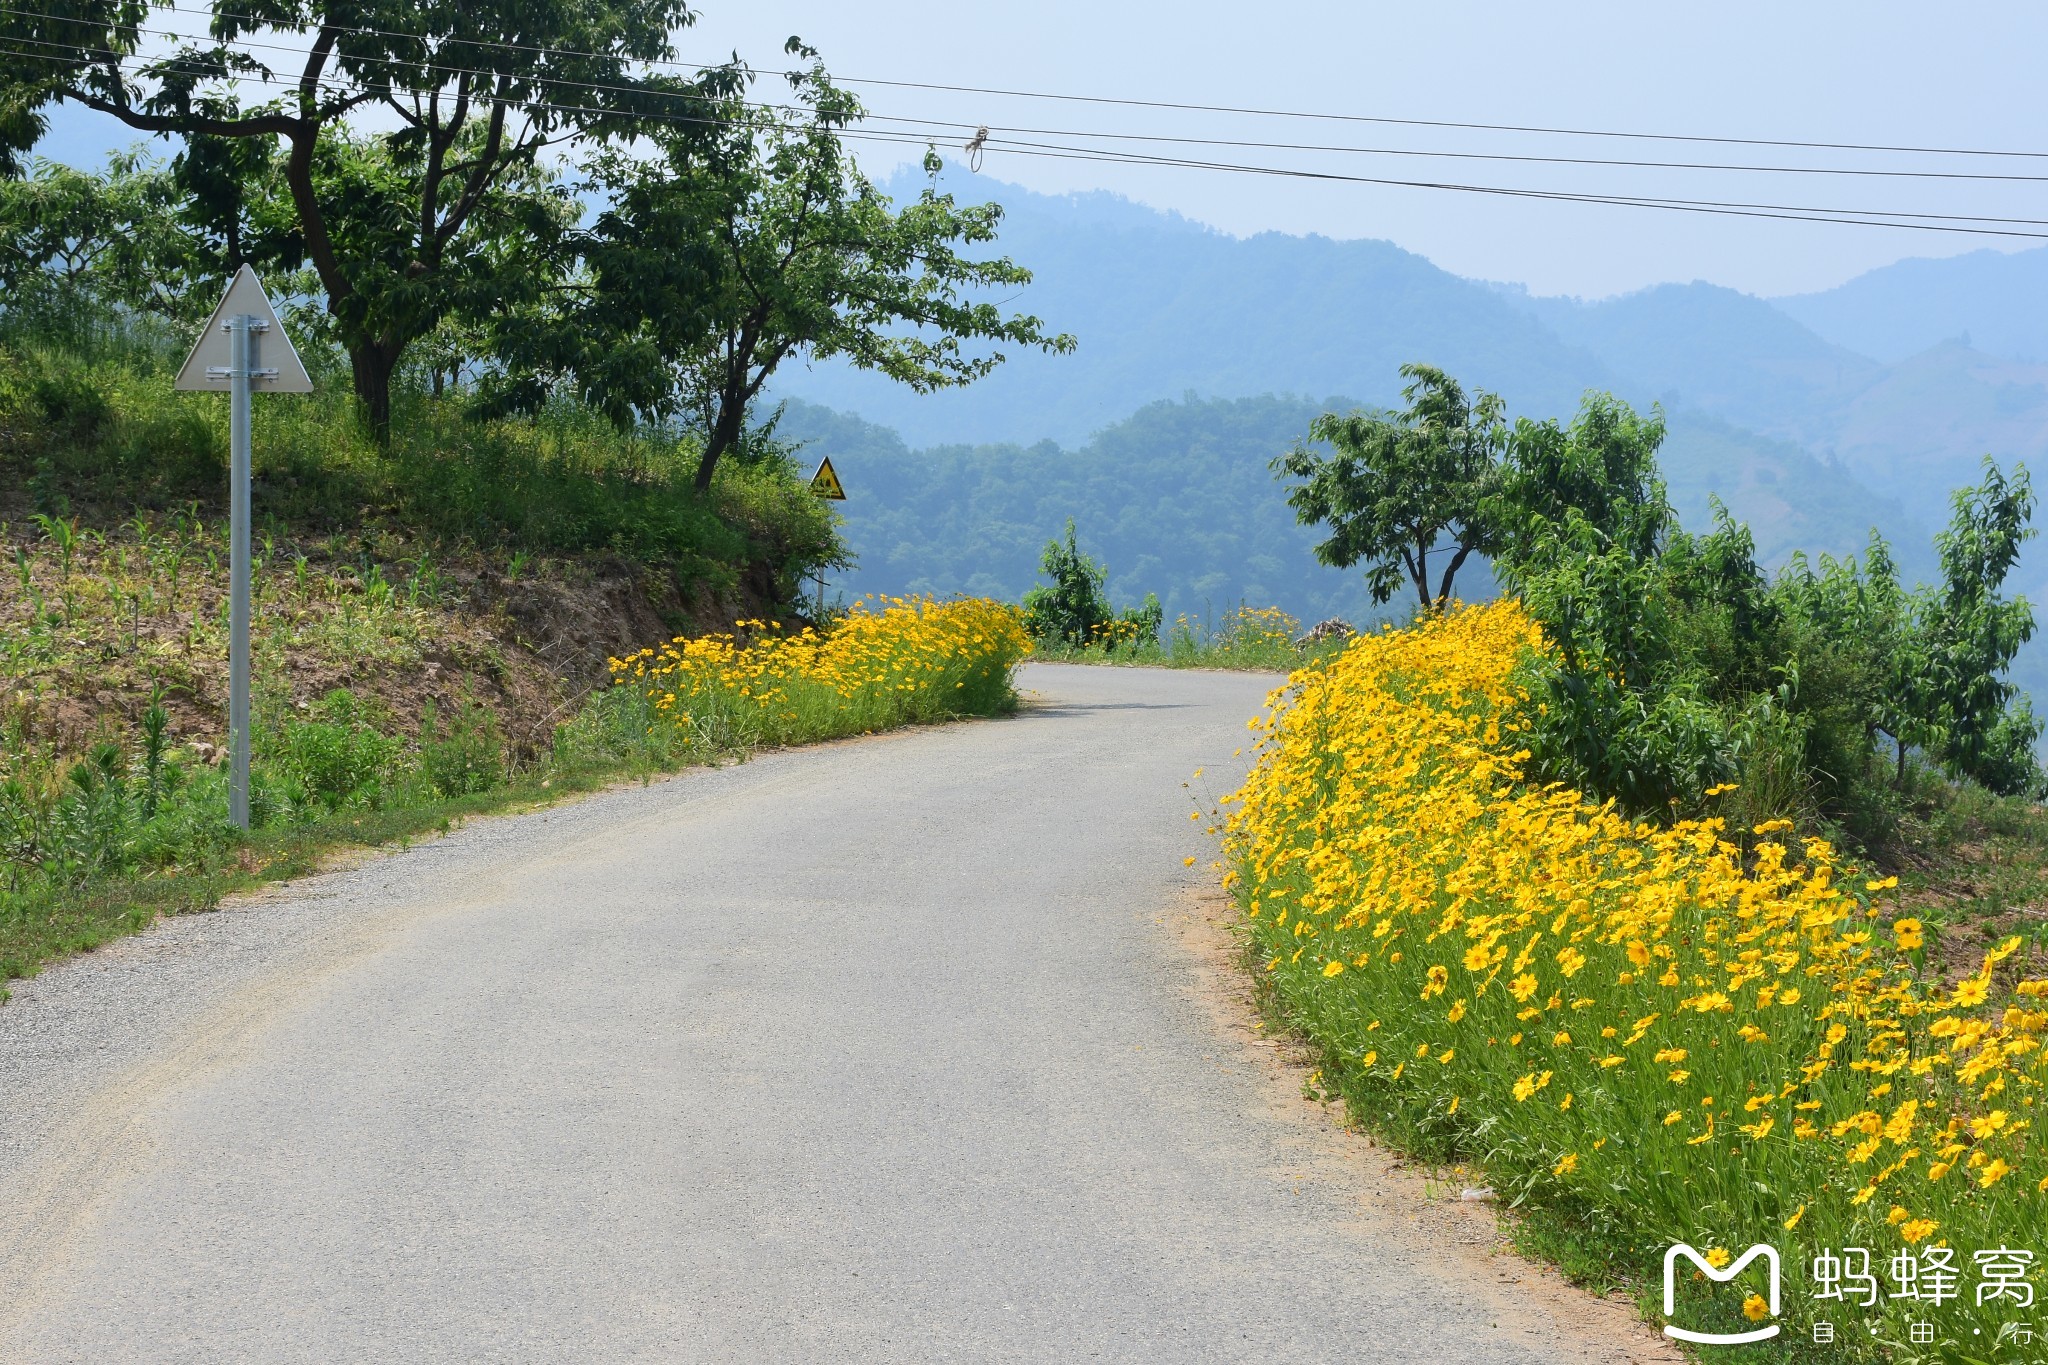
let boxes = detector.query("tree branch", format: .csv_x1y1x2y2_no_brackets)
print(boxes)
297,25,337,120
73,92,295,139
433,75,507,251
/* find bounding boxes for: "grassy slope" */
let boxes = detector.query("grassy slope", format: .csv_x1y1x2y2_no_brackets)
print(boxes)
0,309,837,745
0,307,848,994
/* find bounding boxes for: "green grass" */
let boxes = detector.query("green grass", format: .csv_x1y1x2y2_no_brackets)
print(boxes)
0,288,903,1000
3,758,637,992
1882,777,2048,985
0,301,838,594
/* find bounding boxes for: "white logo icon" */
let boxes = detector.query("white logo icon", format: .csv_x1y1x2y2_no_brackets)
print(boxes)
1663,1243,1782,1345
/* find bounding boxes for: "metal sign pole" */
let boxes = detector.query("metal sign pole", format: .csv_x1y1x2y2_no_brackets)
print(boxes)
172,266,310,834
228,314,253,829
806,456,846,627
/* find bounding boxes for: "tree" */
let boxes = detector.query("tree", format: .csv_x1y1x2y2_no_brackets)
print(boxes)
487,59,1073,491
1022,519,1113,649
0,153,186,312
1494,392,1671,567
1,0,719,436
1910,458,2041,793
0,144,307,326
1274,363,1505,611
1020,519,1163,651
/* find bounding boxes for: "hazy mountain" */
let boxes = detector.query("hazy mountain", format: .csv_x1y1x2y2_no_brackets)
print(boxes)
1498,284,2048,524
1511,283,1882,450
1776,247,2048,365
776,169,1616,449
779,173,2048,528
1826,342,2048,511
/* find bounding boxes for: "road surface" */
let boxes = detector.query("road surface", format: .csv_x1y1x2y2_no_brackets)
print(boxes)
0,663,1673,1363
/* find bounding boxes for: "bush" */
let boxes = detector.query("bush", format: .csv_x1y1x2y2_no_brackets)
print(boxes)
418,698,505,798
1021,519,1114,649
266,689,399,810
1021,519,1167,655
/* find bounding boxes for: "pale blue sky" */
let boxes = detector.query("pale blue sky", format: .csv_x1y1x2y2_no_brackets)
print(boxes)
36,0,2048,298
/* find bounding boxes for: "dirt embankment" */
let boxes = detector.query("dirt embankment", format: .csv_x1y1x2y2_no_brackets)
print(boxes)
1,521,765,760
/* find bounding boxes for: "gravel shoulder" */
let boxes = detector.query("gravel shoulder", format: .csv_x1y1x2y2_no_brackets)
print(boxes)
0,663,1678,1363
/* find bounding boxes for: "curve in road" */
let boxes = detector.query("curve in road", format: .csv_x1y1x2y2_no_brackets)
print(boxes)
0,663,1675,1363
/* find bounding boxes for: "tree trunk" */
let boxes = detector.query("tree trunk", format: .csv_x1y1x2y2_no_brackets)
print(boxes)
1435,543,1474,610
350,341,401,444
694,388,747,492
1404,544,1430,612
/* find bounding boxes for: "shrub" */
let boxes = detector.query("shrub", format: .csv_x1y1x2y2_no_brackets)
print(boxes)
1022,519,1114,649
266,689,399,810
418,698,505,798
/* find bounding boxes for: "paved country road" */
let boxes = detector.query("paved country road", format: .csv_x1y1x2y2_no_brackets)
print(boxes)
0,664,1676,1364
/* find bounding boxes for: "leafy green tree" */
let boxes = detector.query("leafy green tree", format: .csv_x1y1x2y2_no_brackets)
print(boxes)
1494,392,1671,565
492,60,1073,491
1275,363,1506,611
1,0,718,436
1770,534,1912,803
0,142,313,329
1910,459,2042,793
1019,519,1164,652
0,153,187,311
1023,519,1114,649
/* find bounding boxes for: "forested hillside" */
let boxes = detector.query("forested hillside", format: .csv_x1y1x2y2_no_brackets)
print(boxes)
781,395,1385,626
783,392,1929,628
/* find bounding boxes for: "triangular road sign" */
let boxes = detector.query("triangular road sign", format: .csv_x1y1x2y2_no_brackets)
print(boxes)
174,264,314,393
809,456,847,500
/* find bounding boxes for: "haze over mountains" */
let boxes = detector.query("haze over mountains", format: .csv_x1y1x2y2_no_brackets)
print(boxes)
773,168,2048,689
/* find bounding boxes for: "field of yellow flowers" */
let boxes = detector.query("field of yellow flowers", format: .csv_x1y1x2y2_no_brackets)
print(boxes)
1224,601,2047,1358
602,595,1030,754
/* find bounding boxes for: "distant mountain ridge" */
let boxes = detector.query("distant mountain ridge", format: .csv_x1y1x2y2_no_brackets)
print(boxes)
779,168,1618,449
780,169,2048,525
1776,247,2048,365
1513,281,2048,518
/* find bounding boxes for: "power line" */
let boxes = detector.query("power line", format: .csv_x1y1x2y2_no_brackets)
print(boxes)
969,138,2048,240
112,0,2048,163
19,5,2048,186
12,3,2048,185
7,34,2048,241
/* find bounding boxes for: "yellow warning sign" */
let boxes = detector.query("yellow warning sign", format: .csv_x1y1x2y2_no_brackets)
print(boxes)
809,456,846,500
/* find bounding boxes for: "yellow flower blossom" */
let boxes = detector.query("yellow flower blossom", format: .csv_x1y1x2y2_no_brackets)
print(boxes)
1218,600,2048,1287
